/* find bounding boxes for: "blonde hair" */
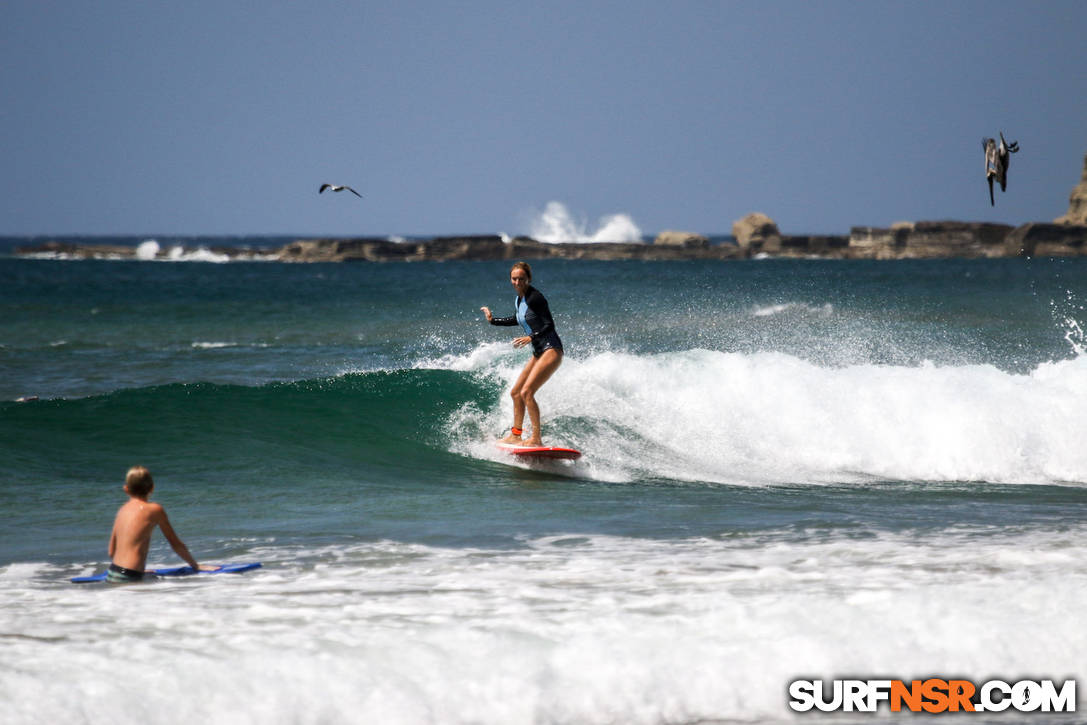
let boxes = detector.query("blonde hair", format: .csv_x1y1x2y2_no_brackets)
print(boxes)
125,466,154,496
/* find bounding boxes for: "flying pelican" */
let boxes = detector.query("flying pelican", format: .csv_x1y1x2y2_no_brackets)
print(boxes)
982,132,1019,206
319,183,363,198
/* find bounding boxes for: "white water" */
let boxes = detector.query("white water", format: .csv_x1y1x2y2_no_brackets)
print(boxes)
6,347,1086,724
136,239,160,260
3,527,1084,724
526,201,643,243
31,239,241,263
443,345,1087,486
752,302,834,318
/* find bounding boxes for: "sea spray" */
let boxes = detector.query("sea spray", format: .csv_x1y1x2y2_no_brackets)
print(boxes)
526,201,642,243
1050,288,1087,356
136,239,160,260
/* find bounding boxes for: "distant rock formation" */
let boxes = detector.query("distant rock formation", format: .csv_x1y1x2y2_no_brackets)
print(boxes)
848,223,912,259
653,230,709,248
16,224,1087,262
1005,223,1087,257
901,221,1013,258
276,236,742,262
776,234,850,257
1055,152,1087,225
279,236,518,262
847,221,1015,259
732,213,782,253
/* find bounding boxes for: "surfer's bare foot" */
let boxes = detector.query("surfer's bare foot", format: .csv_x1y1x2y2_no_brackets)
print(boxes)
498,433,523,444
523,438,543,447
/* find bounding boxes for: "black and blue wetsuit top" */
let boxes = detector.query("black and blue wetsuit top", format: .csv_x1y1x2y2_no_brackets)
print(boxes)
489,286,564,357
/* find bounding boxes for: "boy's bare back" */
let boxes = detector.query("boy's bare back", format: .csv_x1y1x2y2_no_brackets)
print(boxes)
108,466,203,574
109,497,167,571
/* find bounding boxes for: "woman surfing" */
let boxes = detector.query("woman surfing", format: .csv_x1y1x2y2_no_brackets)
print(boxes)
480,262,563,447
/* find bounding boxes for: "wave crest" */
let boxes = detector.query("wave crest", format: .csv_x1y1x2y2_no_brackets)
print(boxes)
438,347,1087,486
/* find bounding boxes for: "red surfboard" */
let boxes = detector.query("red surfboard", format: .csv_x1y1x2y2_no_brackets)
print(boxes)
495,442,582,460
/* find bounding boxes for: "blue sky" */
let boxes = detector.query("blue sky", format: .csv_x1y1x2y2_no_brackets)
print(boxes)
2,1,1085,238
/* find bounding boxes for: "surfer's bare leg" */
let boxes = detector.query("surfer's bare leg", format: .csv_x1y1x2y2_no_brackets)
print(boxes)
499,357,537,443
518,348,562,446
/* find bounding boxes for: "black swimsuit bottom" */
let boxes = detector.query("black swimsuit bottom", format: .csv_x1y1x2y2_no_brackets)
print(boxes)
107,562,146,581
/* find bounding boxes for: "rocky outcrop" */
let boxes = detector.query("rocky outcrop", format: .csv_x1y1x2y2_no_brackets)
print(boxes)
279,235,541,262
1055,152,1087,225
899,221,1014,258
14,200,1087,264
1005,223,1087,257
732,213,782,253
15,241,138,259
275,236,743,262
653,230,709,248
846,221,1015,259
848,223,912,259
777,234,849,257
17,226,1087,262
278,237,414,262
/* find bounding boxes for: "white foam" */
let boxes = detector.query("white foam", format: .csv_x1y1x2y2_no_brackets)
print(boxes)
23,251,127,261
191,341,238,350
419,341,515,373
526,201,642,243
167,245,231,263
752,301,834,318
135,239,160,260
3,528,1085,724
438,346,1087,486
1063,317,1086,357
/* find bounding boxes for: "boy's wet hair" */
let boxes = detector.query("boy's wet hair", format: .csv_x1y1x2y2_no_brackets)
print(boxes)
125,466,154,496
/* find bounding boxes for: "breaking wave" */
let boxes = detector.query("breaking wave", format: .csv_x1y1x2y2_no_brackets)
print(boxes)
526,201,643,243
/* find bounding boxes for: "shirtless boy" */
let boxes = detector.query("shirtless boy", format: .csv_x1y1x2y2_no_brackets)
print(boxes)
107,466,212,582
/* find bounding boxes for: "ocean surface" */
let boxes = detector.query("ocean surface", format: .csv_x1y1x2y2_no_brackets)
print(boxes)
1,241,1086,724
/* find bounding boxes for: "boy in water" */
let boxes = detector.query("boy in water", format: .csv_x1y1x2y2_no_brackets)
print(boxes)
107,466,212,582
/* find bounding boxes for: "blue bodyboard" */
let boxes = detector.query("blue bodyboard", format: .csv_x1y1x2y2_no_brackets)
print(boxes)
71,562,262,583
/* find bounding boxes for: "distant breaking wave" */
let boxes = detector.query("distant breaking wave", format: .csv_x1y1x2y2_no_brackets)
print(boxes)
137,239,231,263
526,201,642,244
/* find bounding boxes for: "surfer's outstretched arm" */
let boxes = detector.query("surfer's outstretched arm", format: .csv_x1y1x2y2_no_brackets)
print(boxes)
482,306,518,326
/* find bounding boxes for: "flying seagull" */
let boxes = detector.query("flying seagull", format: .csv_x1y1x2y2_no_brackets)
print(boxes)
982,132,1019,206
319,183,363,198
